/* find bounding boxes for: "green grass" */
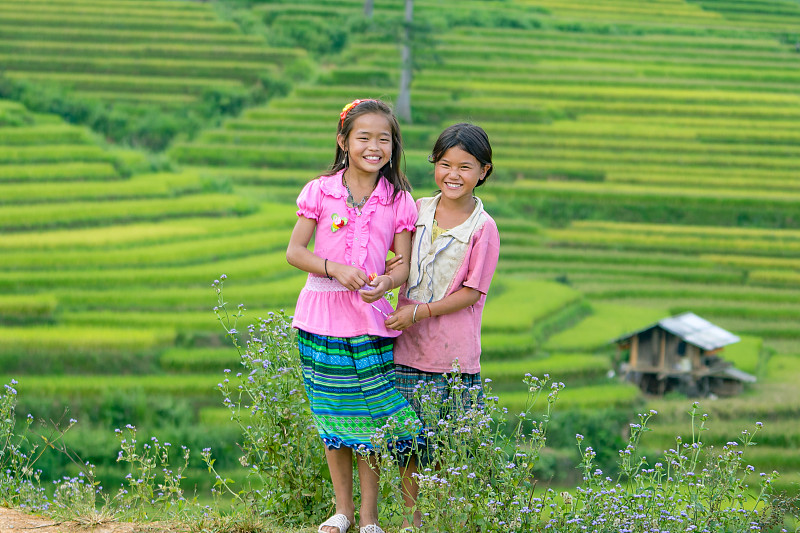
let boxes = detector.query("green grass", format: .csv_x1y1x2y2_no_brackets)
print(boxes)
0,161,120,182
646,382,800,422
0,251,293,291
0,229,289,270
0,124,95,145
0,144,114,164
57,276,307,311
0,193,255,231
0,171,204,204
59,308,290,333
499,382,641,414
0,205,295,250
0,325,174,354
483,353,609,389
160,347,241,373
481,331,538,359
483,278,582,333
765,355,800,380
0,54,275,80
545,303,670,352
3,373,223,397
0,293,58,323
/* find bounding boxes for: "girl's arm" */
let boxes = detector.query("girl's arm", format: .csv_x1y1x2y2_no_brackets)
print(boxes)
360,230,412,303
385,286,481,331
286,216,369,291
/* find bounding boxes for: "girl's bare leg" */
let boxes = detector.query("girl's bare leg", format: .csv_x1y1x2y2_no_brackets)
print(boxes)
321,446,356,533
356,453,380,528
399,455,422,528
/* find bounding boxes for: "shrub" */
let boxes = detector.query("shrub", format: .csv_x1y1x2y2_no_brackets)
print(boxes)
210,276,333,524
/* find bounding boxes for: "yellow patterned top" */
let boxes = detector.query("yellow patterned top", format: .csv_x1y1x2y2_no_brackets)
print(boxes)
431,219,446,242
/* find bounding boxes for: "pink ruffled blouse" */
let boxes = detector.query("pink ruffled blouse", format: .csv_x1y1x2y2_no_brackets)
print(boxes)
291,170,417,338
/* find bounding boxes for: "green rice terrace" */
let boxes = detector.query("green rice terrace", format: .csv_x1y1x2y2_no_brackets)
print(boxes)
1,0,800,515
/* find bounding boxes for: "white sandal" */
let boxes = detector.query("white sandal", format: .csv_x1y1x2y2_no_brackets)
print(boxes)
318,513,351,533
359,525,385,533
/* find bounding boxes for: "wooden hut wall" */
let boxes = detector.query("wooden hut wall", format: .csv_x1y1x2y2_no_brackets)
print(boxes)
639,329,659,365
665,333,686,370
690,344,702,369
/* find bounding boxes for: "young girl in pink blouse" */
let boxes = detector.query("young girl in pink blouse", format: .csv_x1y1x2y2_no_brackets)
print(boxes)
385,123,500,530
286,99,420,533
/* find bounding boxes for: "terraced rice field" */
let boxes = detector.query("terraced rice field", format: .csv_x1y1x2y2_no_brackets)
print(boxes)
2,0,799,494
0,0,304,107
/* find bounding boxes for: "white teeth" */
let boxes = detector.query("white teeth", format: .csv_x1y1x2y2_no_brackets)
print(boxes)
445,183,462,188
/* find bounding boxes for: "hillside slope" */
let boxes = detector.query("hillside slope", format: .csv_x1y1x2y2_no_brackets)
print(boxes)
1,0,798,495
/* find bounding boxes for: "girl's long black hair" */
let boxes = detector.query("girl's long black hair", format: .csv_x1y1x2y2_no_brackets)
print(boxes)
429,123,493,187
325,99,411,199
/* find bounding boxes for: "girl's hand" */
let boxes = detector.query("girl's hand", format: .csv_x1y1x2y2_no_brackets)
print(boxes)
384,254,403,277
385,304,416,331
359,274,392,303
329,261,369,291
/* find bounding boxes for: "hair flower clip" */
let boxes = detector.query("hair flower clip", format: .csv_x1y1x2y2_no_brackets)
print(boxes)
340,100,363,121
340,99,375,125
331,213,348,232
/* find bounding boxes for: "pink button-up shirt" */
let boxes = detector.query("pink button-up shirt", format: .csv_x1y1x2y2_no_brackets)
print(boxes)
393,195,500,374
291,170,417,338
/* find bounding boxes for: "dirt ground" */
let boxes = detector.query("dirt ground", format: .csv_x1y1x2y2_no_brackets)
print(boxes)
0,507,159,533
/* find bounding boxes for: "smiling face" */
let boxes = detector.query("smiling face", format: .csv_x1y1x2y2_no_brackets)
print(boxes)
433,146,490,204
337,112,393,180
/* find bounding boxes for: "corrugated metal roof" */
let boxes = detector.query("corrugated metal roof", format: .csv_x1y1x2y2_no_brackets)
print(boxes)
659,312,740,350
611,312,740,351
715,366,757,383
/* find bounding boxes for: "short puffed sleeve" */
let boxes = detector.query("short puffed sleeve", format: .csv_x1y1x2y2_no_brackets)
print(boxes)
394,190,418,233
464,217,500,295
296,179,322,220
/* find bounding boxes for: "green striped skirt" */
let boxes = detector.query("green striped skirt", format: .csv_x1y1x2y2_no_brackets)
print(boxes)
297,330,422,451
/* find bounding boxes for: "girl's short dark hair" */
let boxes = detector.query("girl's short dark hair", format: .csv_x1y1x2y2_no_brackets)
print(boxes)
325,99,411,197
429,123,493,187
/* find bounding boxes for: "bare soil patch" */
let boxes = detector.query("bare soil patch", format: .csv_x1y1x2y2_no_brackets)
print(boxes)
0,507,173,533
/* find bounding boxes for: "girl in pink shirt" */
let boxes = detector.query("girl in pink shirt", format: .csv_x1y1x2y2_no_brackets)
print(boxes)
386,123,500,529
286,99,420,533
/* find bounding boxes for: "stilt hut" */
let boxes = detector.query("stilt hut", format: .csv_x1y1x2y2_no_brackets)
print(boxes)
612,312,755,397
